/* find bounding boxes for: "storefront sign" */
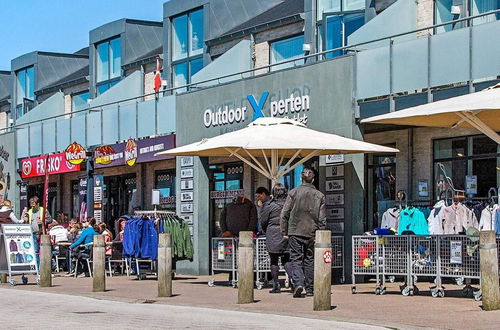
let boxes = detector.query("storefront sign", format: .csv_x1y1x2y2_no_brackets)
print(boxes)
65,142,87,165
93,174,103,223
180,156,194,167
326,193,344,206
21,153,81,178
466,175,477,195
326,222,344,233
203,89,311,128
326,208,344,220
1,224,37,272
325,179,344,192
326,165,344,177
125,138,138,166
179,214,193,225
94,135,175,168
180,168,194,179
210,189,245,200
325,155,344,164
180,179,194,190
181,203,193,213
180,191,194,202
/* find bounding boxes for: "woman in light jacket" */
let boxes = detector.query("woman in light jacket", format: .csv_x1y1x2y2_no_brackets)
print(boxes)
257,184,293,293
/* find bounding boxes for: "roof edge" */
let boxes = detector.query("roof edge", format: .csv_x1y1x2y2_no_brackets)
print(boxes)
207,14,303,46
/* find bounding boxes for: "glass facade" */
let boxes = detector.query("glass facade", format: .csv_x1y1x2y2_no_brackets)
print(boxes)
433,135,500,198
471,0,500,24
96,37,121,95
72,91,90,112
317,0,364,58
156,170,176,210
15,66,35,118
270,35,305,71
171,8,204,91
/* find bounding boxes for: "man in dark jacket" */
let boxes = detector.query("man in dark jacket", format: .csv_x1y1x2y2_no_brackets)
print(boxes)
280,168,326,297
220,196,258,236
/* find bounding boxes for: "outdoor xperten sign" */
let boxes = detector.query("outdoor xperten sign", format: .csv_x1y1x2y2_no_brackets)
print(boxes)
94,135,175,169
21,153,81,178
202,88,311,128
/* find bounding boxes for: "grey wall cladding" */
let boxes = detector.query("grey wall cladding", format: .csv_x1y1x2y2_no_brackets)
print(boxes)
0,72,12,100
36,54,88,91
123,21,163,65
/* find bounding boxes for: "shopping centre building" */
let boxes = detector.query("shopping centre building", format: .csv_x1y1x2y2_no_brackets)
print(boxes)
0,0,499,275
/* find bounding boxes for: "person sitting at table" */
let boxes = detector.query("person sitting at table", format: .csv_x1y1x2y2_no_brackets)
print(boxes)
66,218,98,277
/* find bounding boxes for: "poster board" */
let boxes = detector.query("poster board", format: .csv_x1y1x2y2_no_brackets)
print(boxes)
0,224,38,275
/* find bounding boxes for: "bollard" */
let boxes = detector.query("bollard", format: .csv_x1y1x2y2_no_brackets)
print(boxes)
313,230,332,311
238,231,254,304
479,231,500,311
39,235,52,287
92,235,106,292
158,233,172,297
0,273,7,283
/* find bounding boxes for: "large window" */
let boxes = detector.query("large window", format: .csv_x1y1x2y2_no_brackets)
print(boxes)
16,66,35,118
72,91,90,112
433,135,500,198
471,0,500,24
317,0,364,58
270,35,305,71
171,8,204,92
96,37,121,96
155,170,176,211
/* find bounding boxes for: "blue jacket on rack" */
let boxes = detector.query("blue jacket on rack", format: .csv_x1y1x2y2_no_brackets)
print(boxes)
398,207,429,235
122,217,158,260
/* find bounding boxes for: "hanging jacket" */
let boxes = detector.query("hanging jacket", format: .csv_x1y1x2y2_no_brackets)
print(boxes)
461,205,479,231
443,203,467,234
398,207,429,235
428,201,446,235
380,208,399,230
479,205,499,231
140,219,158,260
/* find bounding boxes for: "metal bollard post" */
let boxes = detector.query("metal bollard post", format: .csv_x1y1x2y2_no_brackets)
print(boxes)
0,273,7,283
238,231,254,304
92,235,106,292
313,230,332,311
479,231,500,311
40,235,52,287
158,233,172,297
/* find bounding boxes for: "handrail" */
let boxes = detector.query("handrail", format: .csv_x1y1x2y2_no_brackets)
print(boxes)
1,9,499,135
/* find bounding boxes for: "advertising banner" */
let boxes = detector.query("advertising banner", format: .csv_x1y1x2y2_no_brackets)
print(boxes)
95,135,175,168
21,153,81,178
1,224,37,273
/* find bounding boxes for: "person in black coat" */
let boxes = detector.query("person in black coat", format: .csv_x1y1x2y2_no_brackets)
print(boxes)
256,184,293,293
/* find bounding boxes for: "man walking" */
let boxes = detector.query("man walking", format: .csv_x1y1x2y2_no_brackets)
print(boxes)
280,168,326,298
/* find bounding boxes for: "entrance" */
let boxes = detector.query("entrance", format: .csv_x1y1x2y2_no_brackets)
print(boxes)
103,174,137,228
209,163,244,237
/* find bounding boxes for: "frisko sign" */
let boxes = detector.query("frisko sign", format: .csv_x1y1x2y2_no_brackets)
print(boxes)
203,87,311,128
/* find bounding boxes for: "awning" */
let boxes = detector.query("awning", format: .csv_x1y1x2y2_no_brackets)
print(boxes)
360,83,500,144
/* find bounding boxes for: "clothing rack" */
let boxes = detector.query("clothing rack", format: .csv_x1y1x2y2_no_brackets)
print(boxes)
134,210,175,219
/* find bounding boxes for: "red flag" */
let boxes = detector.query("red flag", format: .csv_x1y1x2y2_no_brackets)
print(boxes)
154,57,162,92
42,154,50,235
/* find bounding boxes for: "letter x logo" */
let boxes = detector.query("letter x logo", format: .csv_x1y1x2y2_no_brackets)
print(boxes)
247,91,269,121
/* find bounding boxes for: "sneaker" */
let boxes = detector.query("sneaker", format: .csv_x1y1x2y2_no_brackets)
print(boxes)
77,273,86,278
269,283,281,294
64,272,75,277
293,285,304,298
306,289,314,297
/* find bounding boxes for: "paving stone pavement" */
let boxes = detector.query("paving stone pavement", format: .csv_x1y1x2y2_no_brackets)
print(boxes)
0,288,387,330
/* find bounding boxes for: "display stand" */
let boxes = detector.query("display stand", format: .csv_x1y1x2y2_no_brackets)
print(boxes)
0,224,39,286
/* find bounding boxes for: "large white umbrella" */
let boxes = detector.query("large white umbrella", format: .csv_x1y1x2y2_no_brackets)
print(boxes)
156,117,398,183
361,83,500,144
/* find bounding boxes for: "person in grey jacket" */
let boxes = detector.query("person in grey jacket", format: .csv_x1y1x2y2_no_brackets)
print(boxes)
256,184,293,293
280,168,326,298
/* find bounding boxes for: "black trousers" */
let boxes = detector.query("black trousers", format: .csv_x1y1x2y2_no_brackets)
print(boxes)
288,235,314,290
